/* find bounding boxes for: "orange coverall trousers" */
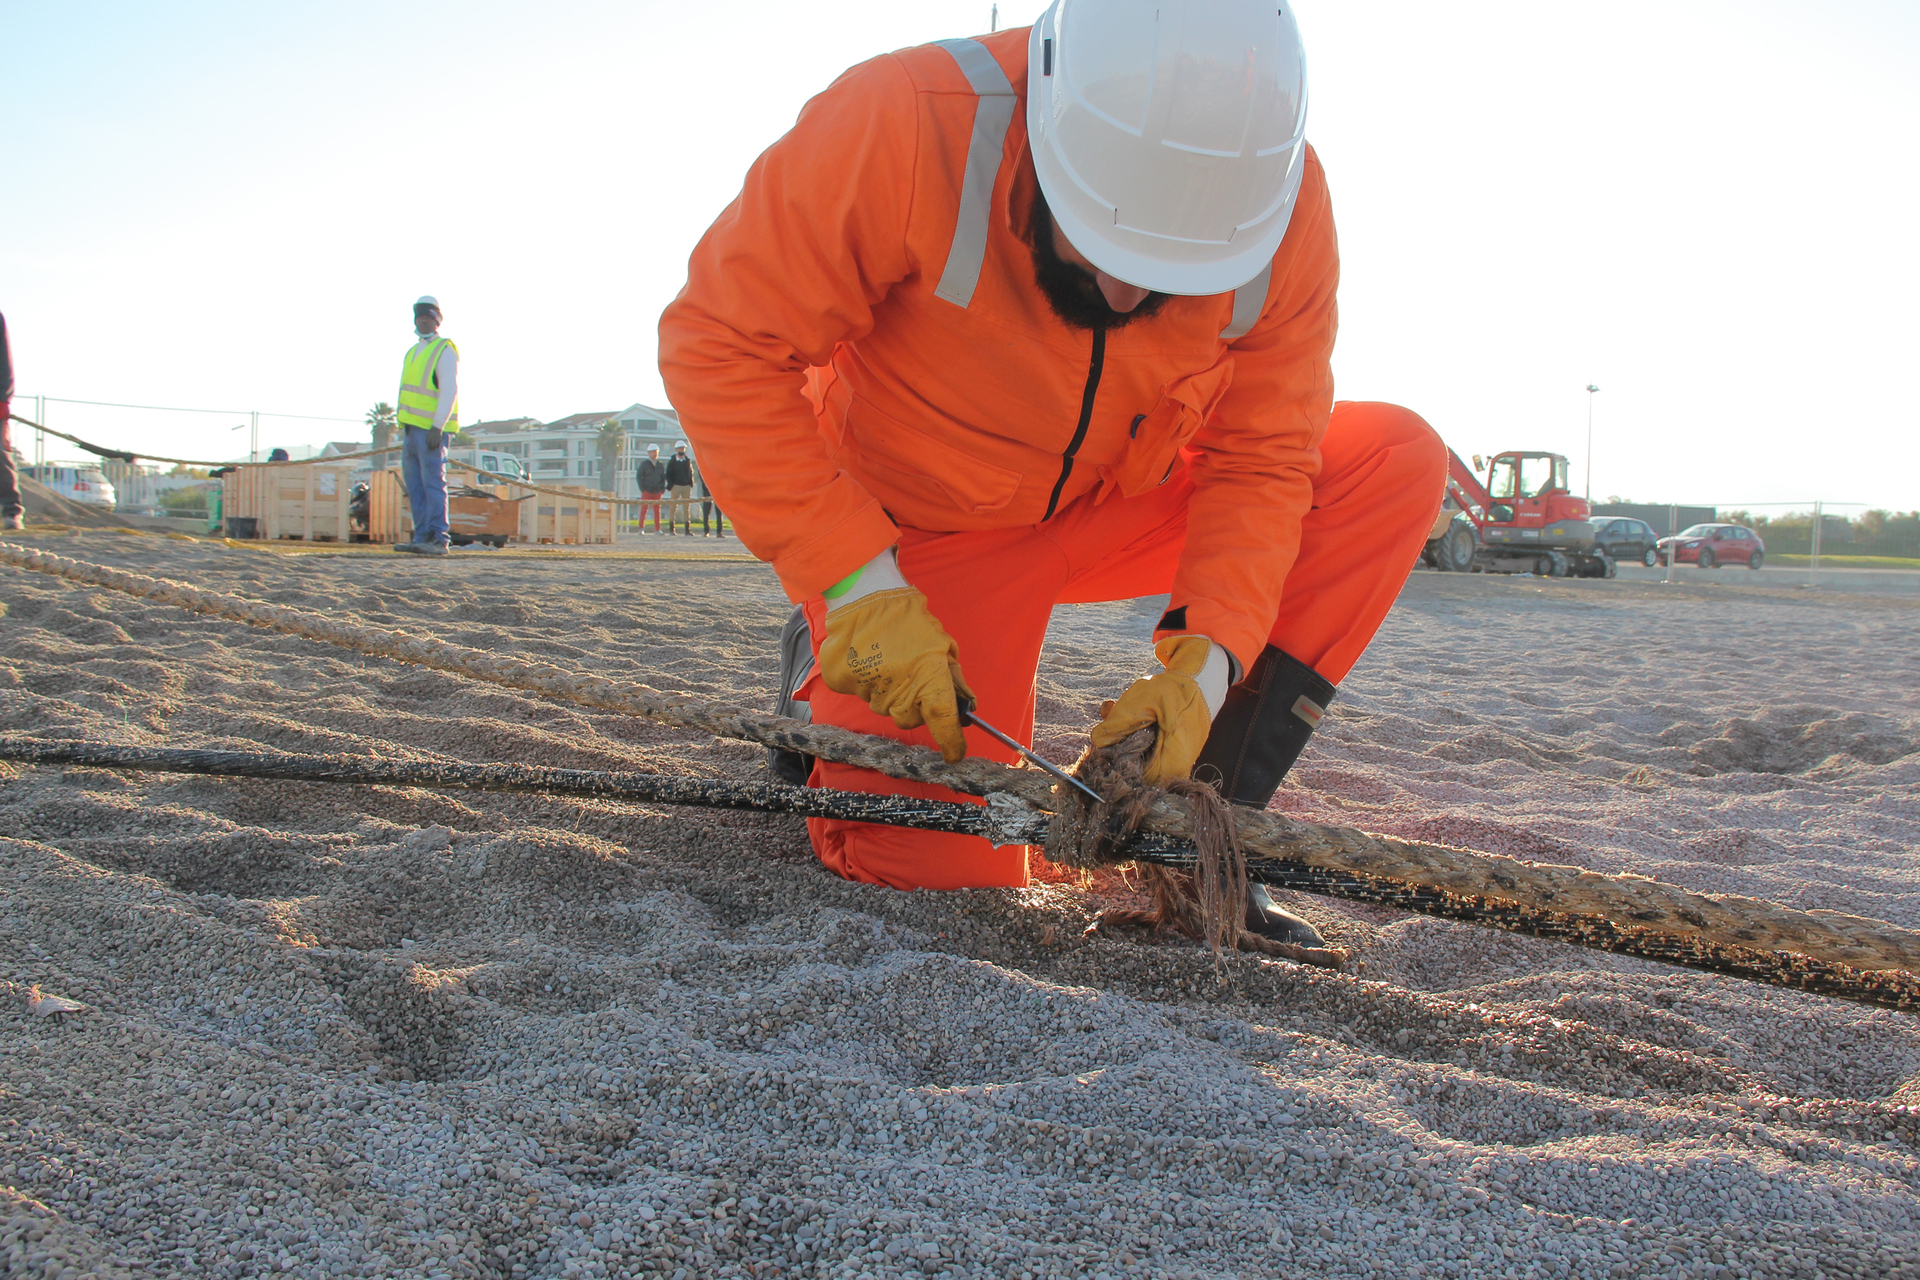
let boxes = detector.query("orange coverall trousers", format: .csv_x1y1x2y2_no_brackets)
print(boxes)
799,400,1446,891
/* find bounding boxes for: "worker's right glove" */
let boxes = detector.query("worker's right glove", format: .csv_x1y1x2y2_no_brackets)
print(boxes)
817,550,975,764
1090,634,1230,786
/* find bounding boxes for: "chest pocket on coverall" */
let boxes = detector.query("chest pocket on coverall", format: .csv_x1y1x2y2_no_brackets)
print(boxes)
1099,362,1236,500
839,393,1025,518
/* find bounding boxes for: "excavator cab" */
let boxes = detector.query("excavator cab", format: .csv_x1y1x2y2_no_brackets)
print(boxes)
1489,450,1566,510
1435,446,1606,576
1480,451,1586,528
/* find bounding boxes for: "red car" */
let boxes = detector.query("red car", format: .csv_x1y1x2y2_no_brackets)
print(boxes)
1657,523,1766,570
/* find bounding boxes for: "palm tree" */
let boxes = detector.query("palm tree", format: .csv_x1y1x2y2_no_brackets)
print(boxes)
366,401,396,465
595,417,624,494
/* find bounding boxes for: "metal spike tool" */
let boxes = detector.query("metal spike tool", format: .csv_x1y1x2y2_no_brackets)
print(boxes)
958,699,1104,805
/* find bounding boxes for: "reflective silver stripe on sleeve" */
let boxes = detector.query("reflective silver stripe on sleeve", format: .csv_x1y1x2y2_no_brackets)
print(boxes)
1219,262,1274,341
933,38,1017,309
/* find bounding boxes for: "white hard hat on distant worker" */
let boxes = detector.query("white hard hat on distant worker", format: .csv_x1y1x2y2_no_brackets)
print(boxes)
414,295,440,309
1027,0,1309,296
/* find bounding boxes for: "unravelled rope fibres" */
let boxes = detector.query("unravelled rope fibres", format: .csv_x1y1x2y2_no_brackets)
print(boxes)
5,537,1920,1005
1052,728,1349,971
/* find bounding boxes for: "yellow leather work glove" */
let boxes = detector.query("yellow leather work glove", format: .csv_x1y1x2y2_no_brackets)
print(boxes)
818,587,976,764
1090,634,1222,786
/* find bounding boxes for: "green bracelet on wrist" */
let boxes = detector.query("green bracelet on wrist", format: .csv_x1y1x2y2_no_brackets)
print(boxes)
822,566,864,601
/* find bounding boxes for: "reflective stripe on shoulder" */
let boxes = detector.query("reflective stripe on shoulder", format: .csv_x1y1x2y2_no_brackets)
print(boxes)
1220,262,1274,341
932,38,1017,309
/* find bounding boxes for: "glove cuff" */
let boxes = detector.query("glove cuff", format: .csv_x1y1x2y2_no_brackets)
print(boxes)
823,546,909,613
1153,634,1231,719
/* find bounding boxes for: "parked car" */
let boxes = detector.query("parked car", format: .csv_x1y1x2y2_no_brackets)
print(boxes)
1592,517,1663,567
1657,523,1766,570
21,464,116,508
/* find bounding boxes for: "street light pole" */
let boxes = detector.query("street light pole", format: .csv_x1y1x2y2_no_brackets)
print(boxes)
1584,384,1600,503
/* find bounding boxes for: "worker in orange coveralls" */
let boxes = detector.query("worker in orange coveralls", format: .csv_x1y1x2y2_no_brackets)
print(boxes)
659,0,1446,944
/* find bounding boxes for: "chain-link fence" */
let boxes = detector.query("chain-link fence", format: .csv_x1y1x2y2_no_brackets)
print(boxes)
1594,501,1920,562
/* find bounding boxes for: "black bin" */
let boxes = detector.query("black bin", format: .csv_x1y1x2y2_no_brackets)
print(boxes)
225,517,259,539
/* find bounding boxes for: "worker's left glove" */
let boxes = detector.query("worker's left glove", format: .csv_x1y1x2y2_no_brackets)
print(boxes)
817,550,976,764
1090,635,1232,786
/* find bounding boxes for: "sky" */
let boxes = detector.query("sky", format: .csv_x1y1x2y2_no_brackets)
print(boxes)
4,0,1917,509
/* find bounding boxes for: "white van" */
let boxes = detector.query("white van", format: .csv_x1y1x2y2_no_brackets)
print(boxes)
447,446,529,482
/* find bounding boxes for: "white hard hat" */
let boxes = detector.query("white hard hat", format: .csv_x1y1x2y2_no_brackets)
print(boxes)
1027,0,1309,296
674,440,687,449
414,295,440,308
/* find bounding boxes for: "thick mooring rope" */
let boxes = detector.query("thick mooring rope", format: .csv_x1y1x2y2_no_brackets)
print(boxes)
3,736,1915,1008
5,538,1920,1002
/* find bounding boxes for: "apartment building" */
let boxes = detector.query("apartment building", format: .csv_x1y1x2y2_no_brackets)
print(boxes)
460,404,686,499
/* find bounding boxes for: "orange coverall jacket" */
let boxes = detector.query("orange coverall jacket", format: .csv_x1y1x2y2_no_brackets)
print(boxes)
658,27,1338,675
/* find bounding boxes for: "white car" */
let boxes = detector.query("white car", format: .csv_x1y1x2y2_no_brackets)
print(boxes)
25,465,117,508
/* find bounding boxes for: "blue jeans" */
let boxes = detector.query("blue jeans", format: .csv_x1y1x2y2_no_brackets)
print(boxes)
401,425,449,545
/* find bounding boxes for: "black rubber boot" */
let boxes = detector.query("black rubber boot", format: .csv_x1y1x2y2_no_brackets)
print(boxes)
768,605,817,786
1192,645,1337,948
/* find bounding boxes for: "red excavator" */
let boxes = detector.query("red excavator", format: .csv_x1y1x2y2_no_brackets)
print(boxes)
1421,449,1612,578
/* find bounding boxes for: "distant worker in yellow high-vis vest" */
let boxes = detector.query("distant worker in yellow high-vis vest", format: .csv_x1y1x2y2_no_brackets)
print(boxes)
394,295,459,556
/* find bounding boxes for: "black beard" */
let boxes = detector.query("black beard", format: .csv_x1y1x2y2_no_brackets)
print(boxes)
1029,198,1171,332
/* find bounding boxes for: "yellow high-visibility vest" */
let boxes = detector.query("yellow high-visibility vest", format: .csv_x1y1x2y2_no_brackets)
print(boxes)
397,337,459,432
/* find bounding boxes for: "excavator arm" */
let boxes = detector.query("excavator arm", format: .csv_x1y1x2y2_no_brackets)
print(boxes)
1445,449,1492,532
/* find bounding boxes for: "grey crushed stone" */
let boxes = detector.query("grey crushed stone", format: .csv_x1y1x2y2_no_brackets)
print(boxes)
0,530,1918,1278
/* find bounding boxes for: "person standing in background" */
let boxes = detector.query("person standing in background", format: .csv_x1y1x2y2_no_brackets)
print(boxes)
635,444,667,534
664,440,695,535
0,312,20,531
696,459,726,538
394,295,459,556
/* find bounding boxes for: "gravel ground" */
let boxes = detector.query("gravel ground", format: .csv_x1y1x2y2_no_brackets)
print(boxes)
2,529,1919,1279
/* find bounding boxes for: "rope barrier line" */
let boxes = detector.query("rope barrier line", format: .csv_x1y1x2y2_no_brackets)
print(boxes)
20,395,360,424
4,538,1920,1005
12,412,666,510
8,415,388,469
2,735,1915,1009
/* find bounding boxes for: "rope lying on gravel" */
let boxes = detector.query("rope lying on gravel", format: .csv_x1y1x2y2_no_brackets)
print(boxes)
0,738,1028,841
5,538,1920,1007
3,735,1916,1009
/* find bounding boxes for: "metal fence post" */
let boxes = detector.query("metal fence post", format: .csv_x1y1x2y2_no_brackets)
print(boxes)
1810,500,1822,588
1666,504,1677,583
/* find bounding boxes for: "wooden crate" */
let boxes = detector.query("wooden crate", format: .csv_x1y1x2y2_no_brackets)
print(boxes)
524,486,614,544
366,472,611,545
221,462,356,541
366,469,409,544
450,485,530,544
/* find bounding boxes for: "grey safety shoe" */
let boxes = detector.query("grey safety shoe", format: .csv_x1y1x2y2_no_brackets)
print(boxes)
769,604,817,786
2,514,22,532
416,541,449,557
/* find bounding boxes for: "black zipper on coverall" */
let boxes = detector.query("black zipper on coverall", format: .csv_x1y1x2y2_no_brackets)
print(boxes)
1042,329,1106,521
